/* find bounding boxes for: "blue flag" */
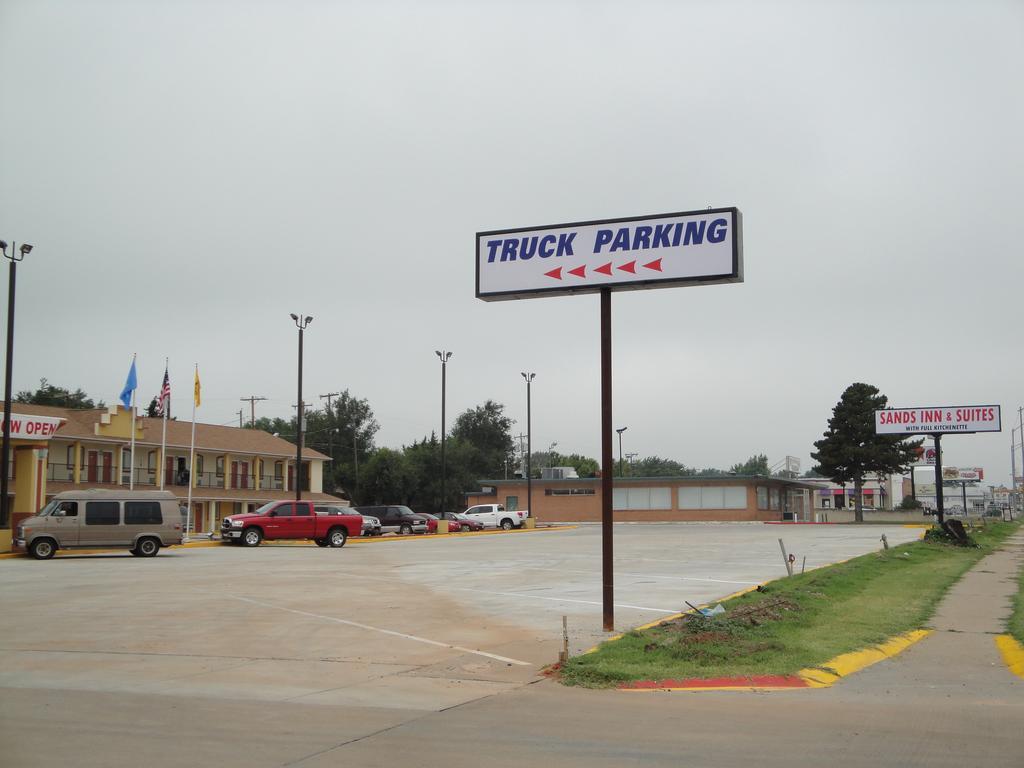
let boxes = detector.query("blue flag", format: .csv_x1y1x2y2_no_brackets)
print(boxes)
119,358,137,409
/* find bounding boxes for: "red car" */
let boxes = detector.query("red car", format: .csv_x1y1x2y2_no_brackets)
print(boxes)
440,512,484,532
222,500,362,547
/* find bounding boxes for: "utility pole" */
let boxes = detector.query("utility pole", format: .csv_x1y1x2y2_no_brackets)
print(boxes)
319,393,344,495
237,409,244,428
240,396,267,428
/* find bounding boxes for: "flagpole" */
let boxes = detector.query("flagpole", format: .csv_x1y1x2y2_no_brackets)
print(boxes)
129,354,137,491
159,358,168,491
186,363,197,541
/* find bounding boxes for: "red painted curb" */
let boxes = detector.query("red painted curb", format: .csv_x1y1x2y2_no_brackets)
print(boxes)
620,674,809,690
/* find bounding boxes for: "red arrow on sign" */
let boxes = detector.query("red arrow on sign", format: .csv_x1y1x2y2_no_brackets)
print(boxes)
545,267,563,280
643,258,662,272
619,261,636,274
568,265,587,278
595,262,613,276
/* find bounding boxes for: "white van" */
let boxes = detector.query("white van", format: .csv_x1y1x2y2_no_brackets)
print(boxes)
14,489,185,560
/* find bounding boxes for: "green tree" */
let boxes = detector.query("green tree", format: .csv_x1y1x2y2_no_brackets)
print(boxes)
360,448,415,505
303,391,379,501
539,451,599,478
449,400,514,479
249,416,294,437
15,378,103,409
811,382,922,523
729,454,770,475
632,455,691,477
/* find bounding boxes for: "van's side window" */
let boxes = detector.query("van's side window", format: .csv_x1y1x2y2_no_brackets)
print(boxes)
57,501,78,517
125,502,162,525
85,501,120,526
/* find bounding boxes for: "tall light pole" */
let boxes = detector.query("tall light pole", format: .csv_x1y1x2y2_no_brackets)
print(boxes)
436,350,452,515
1,240,33,527
522,372,535,516
616,427,627,477
291,314,312,501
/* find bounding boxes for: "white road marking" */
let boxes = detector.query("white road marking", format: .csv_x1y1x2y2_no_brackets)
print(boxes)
454,587,679,614
226,594,531,666
528,566,759,586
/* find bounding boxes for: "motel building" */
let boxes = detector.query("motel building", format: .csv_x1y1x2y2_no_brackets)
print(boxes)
0,403,344,553
465,474,821,523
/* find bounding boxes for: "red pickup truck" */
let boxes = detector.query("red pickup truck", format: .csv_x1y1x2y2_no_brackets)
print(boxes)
221,500,362,548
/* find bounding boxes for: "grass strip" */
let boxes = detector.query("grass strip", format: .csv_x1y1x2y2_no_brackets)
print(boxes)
1010,534,1024,645
561,521,1021,688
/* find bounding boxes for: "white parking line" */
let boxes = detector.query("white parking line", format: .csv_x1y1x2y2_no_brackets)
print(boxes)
226,594,531,666
453,587,679,614
527,566,759,586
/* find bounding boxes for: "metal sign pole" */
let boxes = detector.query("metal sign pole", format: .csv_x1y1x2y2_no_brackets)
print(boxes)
600,288,614,632
933,434,944,525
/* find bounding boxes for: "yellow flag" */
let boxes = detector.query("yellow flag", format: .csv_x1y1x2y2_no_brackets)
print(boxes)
193,367,201,407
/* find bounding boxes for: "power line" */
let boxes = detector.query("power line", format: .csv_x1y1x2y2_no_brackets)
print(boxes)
240,395,268,428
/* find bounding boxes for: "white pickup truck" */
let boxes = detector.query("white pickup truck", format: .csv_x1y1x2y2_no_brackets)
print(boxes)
461,503,528,530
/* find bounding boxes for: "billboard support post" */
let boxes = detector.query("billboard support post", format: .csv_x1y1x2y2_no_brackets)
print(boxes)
477,207,745,635
600,288,614,632
933,434,944,525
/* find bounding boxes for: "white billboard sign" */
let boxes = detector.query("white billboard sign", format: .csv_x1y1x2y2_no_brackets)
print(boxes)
476,207,742,301
875,406,1001,435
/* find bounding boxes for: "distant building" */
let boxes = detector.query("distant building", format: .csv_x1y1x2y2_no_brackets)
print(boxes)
466,475,819,523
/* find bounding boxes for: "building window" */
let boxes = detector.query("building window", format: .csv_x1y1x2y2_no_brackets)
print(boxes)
678,486,747,510
506,495,519,511
821,497,831,508
769,488,780,510
613,487,671,511
545,488,596,496
66,446,76,470
216,457,224,478
147,451,157,471
756,486,769,510
196,455,204,476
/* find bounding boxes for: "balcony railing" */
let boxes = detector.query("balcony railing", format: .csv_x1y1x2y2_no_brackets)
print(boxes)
44,464,301,493
260,475,285,491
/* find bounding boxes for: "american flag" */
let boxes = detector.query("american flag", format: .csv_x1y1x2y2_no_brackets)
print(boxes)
157,366,171,418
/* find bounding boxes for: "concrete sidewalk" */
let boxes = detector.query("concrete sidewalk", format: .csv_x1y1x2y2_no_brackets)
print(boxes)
837,529,1024,698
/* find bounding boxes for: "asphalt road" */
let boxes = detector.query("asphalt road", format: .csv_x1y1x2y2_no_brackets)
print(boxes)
4,522,1016,767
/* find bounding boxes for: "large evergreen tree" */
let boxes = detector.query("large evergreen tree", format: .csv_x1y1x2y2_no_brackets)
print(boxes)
811,382,921,522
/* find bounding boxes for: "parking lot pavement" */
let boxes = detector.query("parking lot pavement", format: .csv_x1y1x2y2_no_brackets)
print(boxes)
0,523,925,767
0,523,919,687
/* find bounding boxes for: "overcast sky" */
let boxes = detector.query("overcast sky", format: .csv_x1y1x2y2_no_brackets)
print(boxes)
2,0,1022,485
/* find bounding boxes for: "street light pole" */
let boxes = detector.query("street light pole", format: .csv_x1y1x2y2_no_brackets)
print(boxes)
436,350,452,515
1,240,32,527
522,372,535,516
291,314,312,502
616,427,627,477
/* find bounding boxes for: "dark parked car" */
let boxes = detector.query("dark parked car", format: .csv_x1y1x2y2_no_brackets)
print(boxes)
353,505,428,535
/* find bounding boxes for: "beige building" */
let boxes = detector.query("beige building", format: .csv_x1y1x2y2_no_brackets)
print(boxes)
2,403,342,552
465,475,819,523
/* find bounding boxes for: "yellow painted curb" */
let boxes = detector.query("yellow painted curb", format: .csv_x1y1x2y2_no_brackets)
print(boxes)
798,629,932,687
995,635,1024,679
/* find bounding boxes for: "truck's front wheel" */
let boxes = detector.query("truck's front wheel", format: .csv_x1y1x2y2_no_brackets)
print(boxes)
242,527,262,547
327,527,347,548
